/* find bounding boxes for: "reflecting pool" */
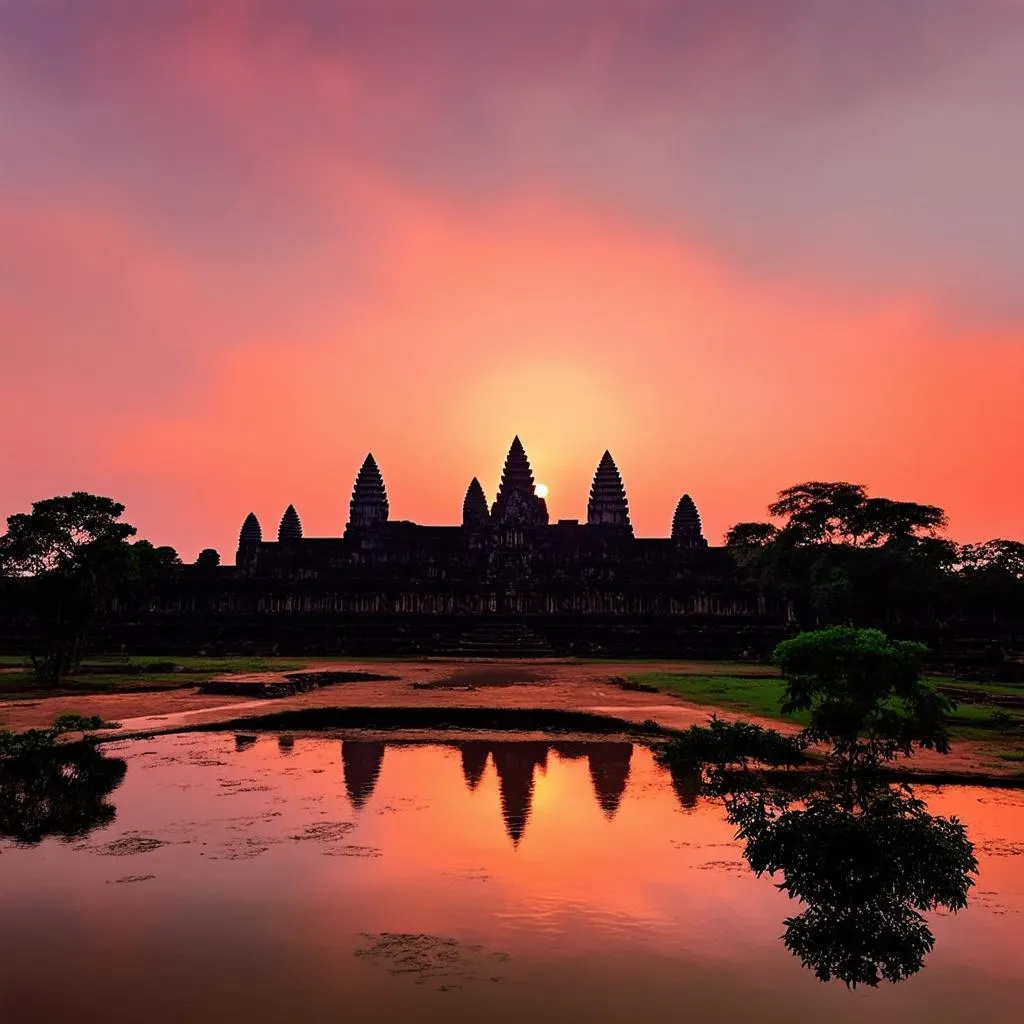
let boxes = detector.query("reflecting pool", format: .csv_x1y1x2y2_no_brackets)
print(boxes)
1,733,1022,1023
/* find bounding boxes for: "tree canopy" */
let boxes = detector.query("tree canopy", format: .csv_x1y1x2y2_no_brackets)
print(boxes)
0,493,137,684
774,627,951,774
726,480,1021,633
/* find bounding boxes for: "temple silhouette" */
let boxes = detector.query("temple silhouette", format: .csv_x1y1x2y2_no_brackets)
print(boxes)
336,739,648,846
145,437,790,657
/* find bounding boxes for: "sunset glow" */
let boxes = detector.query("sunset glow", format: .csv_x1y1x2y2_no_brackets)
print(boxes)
1,3,1022,559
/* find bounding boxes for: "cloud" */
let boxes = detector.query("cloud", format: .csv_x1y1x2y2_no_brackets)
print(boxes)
2,1,1023,319
1,2,1022,556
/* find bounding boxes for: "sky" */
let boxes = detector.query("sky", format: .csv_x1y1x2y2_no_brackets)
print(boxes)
1,0,1023,560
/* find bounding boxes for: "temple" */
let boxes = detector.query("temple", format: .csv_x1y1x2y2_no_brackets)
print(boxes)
104,437,792,656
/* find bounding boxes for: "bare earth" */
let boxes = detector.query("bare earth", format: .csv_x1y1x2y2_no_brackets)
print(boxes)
0,659,1018,781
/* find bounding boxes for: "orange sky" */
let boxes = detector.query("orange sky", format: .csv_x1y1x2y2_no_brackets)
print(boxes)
1,3,1022,559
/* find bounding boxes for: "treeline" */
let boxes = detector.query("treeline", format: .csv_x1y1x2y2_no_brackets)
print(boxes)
1,485,1022,686
725,481,1024,629
0,493,219,685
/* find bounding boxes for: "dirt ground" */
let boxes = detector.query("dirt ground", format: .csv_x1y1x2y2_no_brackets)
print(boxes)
0,658,1018,782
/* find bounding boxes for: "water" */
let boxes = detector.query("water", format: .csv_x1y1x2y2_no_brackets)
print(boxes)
1,733,1022,1023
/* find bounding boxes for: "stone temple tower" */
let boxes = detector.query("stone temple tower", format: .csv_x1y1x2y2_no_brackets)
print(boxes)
491,436,548,528
278,504,302,542
672,494,708,548
587,450,632,532
347,453,389,532
462,477,490,529
236,512,262,567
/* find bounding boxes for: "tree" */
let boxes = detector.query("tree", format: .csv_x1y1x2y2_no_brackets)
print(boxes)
769,482,868,545
958,538,1024,580
853,498,947,548
0,493,136,685
767,482,946,548
774,627,953,780
730,784,976,987
131,539,182,581
724,522,781,549
195,548,221,570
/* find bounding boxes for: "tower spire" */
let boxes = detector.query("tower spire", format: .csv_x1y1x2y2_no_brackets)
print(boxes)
463,477,490,528
491,437,548,527
347,453,389,532
672,493,707,547
587,450,632,531
278,504,303,542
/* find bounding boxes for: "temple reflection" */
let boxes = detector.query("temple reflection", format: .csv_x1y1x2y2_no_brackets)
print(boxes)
340,741,386,811
459,741,490,791
277,735,295,755
326,739,679,846
490,742,549,846
586,743,632,819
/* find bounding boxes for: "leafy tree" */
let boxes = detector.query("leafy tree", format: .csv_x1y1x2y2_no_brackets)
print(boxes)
958,538,1024,580
0,493,136,685
774,627,953,780
730,784,976,987
853,498,947,548
195,548,221,570
767,482,946,548
724,522,781,549
769,482,868,545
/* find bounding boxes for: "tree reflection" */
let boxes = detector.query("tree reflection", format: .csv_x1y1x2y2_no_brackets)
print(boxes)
728,782,977,986
0,744,127,845
658,720,978,988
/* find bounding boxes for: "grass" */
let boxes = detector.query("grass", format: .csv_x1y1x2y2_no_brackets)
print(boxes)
0,655,315,701
628,670,1024,745
630,671,807,725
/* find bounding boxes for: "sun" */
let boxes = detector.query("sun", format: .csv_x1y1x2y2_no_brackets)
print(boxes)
535,483,549,499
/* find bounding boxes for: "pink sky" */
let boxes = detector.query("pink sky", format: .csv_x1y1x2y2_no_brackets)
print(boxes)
1,2,1022,559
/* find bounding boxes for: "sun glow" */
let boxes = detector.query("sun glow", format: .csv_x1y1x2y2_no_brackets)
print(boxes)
535,483,549,499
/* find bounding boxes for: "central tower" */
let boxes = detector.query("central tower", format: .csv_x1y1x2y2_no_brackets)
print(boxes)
490,436,549,528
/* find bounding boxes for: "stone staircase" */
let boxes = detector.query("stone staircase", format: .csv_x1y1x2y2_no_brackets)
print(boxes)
445,621,555,658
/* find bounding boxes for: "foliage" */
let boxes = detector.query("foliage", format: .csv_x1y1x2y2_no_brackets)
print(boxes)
130,539,182,580
654,716,805,773
723,480,1024,632
0,741,127,844
652,666,975,988
195,547,221,570
774,628,952,774
767,482,947,548
730,784,976,986
0,714,119,759
0,493,137,685
724,522,781,549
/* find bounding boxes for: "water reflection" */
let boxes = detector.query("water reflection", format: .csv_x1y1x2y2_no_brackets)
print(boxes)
459,741,489,791
0,731,992,998
728,783,977,986
337,738,635,844
341,741,386,810
330,735,979,985
0,744,127,845
490,742,549,846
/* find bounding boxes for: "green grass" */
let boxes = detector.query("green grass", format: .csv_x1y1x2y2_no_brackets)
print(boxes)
582,658,781,675
0,655,315,701
628,671,1024,744
630,672,809,725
